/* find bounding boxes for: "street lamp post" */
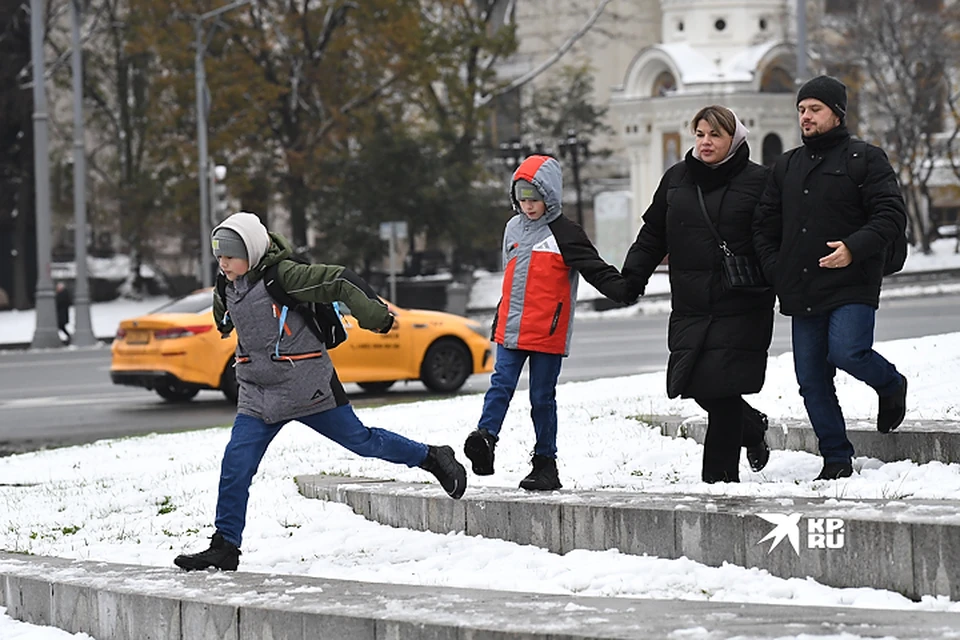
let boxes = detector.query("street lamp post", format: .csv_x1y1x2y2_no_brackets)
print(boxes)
558,129,589,228
193,0,252,288
29,0,60,348
70,0,95,346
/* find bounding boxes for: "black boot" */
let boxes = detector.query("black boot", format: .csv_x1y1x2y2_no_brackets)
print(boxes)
420,445,467,499
815,461,853,481
463,429,497,475
745,411,770,472
519,454,562,491
174,532,240,571
877,376,907,433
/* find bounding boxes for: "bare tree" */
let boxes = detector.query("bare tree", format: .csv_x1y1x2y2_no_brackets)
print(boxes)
813,0,960,252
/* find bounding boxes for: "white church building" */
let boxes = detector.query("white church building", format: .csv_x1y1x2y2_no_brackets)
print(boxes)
607,0,801,249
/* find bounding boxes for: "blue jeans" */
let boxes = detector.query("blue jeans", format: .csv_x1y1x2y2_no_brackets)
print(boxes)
791,304,902,464
477,344,564,458
215,404,428,547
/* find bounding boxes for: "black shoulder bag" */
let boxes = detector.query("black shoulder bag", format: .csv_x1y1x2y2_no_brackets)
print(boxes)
696,185,771,293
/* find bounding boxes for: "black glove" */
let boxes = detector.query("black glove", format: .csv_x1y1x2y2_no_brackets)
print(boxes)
374,312,395,334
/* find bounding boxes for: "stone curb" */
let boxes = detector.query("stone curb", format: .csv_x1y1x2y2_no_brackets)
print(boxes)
297,475,960,602
4,552,960,639
654,415,960,465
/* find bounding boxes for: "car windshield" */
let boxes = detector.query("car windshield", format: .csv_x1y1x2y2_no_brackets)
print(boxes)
150,290,213,315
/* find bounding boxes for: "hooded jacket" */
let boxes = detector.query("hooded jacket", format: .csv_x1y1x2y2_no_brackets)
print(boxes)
211,219,391,423
492,155,632,356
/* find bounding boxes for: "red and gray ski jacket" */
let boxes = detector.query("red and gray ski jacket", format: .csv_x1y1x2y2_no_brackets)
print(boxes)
492,155,633,356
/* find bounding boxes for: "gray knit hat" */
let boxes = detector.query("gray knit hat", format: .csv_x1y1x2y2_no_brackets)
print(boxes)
514,179,544,202
211,227,248,260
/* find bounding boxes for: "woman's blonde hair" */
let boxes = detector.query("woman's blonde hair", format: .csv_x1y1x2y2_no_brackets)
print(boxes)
690,105,737,136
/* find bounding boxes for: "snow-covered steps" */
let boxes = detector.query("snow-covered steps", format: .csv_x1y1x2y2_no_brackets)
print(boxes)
3,551,960,639
297,475,960,603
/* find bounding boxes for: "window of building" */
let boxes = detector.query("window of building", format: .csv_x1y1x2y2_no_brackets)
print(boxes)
651,71,677,97
762,133,783,167
760,66,793,93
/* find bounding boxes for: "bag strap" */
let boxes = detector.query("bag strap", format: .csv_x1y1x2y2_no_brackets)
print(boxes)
695,185,733,257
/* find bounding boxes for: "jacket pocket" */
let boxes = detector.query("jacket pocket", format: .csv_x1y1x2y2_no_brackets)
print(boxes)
270,350,325,363
549,302,563,336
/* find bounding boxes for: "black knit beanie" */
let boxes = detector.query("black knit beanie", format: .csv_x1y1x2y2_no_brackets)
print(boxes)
797,75,847,121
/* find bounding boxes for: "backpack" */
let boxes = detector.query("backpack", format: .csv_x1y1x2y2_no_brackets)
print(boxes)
773,138,907,276
215,256,348,349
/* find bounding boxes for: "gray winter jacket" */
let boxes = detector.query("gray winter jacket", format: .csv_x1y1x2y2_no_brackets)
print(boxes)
213,232,392,423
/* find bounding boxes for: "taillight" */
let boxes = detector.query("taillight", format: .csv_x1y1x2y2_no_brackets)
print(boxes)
154,325,214,340
115,328,127,339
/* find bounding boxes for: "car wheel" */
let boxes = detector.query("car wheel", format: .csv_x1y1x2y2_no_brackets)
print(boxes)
220,361,239,404
357,381,395,394
420,338,471,393
155,382,199,402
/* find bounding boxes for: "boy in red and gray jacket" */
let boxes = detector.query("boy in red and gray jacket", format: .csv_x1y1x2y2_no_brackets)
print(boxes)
463,155,637,490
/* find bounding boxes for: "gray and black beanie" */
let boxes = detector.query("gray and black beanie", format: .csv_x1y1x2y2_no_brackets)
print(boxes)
211,227,248,261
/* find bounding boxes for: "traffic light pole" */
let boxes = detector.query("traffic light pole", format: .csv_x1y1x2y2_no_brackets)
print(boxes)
193,0,251,289
29,0,61,348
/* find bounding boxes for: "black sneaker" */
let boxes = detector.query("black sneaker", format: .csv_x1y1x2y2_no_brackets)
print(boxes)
420,445,467,499
519,454,562,491
877,376,907,434
815,461,853,481
463,429,497,476
174,532,240,571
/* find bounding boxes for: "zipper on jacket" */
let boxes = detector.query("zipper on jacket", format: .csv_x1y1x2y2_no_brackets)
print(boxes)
549,302,563,336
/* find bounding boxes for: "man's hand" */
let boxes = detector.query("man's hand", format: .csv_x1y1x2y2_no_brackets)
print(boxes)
819,241,852,269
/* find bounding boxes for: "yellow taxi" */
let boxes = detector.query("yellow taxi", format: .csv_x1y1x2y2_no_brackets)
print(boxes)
110,289,493,402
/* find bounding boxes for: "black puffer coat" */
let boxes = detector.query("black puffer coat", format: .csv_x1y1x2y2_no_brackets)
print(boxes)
623,144,775,399
752,126,907,316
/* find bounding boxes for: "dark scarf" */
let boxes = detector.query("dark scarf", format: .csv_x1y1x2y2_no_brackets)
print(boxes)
801,124,850,152
684,141,751,192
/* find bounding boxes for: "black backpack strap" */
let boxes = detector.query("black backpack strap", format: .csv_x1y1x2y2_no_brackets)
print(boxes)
847,138,868,187
262,262,301,310
263,260,326,343
773,147,799,189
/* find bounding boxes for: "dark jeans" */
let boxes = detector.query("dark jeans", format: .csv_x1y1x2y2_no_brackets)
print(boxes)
215,404,428,547
694,396,767,482
792,303,902,464
477,344,564,458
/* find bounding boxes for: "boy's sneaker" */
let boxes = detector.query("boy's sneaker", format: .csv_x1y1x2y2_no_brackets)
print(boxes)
174,532,240,571
463,429,498,476
877,376,907,434
519,454,562,491
420,445,467,499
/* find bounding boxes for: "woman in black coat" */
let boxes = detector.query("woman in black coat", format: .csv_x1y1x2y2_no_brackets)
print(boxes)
622,105,776,483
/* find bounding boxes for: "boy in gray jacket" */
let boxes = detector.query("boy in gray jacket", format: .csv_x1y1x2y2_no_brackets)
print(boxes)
175,212,466,571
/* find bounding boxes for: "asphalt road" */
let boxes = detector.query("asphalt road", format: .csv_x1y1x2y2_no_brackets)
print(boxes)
0,292,956,455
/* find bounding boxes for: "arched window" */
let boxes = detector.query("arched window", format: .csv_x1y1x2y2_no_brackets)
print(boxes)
760,66,793,93
762,133,783,166
651,71,677,97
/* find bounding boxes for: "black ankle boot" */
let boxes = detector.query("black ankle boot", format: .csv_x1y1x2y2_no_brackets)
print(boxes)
420,445,467,499
463,429,497,475
815,461,853,481
174,532,240,571
519,454,562,491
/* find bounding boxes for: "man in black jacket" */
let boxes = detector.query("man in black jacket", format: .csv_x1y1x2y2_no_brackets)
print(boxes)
753,75,908,481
